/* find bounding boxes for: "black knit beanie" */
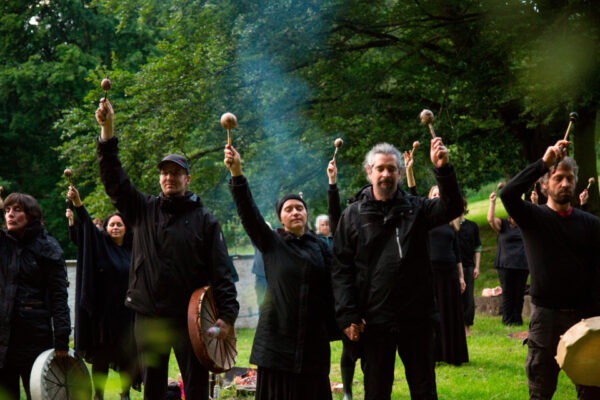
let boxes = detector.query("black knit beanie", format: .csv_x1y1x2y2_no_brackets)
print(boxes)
275,194,307,220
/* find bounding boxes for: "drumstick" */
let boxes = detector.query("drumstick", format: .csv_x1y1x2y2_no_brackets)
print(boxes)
220,112,237,146
332,138,344,161
419,109,436,138
586,177,595,191
553,112,578,170
410,141,420,158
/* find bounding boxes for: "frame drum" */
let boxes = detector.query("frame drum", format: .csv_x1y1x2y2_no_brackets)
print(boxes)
556,316,600,387
188,286,237,373
30,348,92,400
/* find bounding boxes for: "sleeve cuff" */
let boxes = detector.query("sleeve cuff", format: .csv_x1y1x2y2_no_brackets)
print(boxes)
230,175,247,186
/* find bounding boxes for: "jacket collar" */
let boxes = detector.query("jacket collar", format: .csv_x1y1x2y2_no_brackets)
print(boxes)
351,184,407,205
159,191,203,214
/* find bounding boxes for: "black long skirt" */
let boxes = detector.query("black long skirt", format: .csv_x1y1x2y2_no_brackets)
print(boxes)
432,262,469,365
255,366,332,400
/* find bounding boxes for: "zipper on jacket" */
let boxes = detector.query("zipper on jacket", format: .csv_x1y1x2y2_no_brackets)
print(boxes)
395,227,403,259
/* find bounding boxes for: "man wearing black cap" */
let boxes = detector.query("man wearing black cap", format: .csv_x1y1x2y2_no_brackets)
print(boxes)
95,98,239,400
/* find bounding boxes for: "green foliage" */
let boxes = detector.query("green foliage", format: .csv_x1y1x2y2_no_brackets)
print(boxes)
3,0,600,248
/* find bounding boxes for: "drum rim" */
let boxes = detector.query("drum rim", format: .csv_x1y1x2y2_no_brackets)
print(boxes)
30,348,92,400
187,285,237,373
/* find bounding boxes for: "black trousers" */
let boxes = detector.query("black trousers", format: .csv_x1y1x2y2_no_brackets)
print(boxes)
497,268,529,325
461,266,475,326
526,306,600,400
361,321,437,400
0,361,34,400
134,313,209,400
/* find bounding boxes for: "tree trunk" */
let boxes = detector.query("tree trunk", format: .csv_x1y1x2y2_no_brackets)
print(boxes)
573,107,599,217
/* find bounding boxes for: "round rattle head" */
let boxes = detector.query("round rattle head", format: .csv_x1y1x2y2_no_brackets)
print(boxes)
101,78,112,91
220,112,238,130
420,109,434,125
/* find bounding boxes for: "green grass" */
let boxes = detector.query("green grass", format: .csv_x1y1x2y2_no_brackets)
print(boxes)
94,315,576,399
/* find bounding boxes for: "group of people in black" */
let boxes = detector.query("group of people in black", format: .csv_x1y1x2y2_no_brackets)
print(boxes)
0,95,599,400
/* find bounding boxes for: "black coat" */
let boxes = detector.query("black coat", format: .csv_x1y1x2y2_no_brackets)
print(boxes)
332,165,463,331
0,224,70,368
70,205,135,368
97,137,239,323
229,175,338,375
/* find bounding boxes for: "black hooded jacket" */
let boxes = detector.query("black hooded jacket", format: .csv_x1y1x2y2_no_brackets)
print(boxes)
97,137,239,323
229,175,338,374
0,224,70,367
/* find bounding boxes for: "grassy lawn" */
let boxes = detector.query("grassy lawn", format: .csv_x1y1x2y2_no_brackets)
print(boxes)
97,314,576,399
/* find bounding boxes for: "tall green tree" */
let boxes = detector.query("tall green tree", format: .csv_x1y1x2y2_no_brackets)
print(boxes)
0,0,164,256
56,0,600,237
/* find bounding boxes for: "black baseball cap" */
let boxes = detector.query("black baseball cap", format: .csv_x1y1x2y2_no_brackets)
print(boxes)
157,154,190,175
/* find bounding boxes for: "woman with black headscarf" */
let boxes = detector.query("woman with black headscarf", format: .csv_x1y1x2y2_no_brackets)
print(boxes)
224,144,339,400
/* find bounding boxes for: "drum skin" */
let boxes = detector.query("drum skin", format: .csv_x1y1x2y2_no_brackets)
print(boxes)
187,286,237,373
30,348,92,400
556,316,600,387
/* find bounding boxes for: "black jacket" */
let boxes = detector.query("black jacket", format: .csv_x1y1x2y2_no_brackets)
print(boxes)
230,175,338,374
332,165,462,331
0,224,70,367
97,137,239,323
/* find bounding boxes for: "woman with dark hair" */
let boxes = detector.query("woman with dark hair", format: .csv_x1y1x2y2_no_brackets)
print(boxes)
66,185,139,400
224,144,338,400
0,193,71,399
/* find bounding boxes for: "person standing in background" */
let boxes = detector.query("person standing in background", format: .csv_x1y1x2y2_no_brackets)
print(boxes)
66,185,140,400
427,186,468,366
488,191,529,326
457,197,481,337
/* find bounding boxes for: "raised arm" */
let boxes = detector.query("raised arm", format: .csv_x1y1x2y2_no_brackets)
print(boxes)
95,98,114,141
487,191,502,232
95,100,146,224
421,137,463,228
327,159,341,234
224,144,274,252
500,139,569,222
403,151,416,191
